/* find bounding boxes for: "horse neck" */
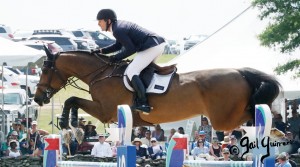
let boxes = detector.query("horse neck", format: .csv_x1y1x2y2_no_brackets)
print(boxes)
56,53,109,84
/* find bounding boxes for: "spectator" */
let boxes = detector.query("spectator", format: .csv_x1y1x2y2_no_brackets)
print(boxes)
91,134,112,157
273,113,287,133
178,127,185,134
191,131,210,152
148,138,163,160
287,110,300,141
221,136,230,149
141,130,151,147
215,131,225,142
285,152,297,167
132,138,147,159
275,152,292,167
192,130,199,142
136,126,147,138
78,117,86,126
8,121,22,140
284,131,300,154
209,137,222,159
229,127,244,141
191,139,209,159
6,140,21,157
168,128,176,142
111,141,120,157
25,121,45,156
227,135,241,160
152,124,165,141
19,135,30,155
198,117,212,142
221,148,232,161
243,153,253,161
84,121,97,138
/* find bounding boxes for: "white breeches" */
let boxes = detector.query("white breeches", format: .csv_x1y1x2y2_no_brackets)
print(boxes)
127,42,166,80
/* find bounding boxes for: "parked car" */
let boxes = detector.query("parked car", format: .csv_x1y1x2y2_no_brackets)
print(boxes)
0,24,14,40
12,29,33,41
2,66,39,97
75,39,97,51
84,30,115,48
71,30,93,40
183,35,208,50
17,40,63,52
0,88,38,120
165,40,180,54
32,29,75,38
28,35,77,51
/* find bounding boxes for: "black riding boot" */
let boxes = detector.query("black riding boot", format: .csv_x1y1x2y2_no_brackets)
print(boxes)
131,75,151,114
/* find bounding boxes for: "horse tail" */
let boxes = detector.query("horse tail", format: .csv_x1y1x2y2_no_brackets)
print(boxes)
237,67,282,123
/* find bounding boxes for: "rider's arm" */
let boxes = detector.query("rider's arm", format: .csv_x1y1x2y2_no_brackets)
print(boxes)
106,30,137,61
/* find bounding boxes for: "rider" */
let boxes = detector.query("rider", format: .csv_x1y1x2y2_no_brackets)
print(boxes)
93,9,166,114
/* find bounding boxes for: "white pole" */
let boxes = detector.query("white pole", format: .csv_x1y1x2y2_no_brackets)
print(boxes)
26,63,29,132
1,64,5,134
52,97,54,133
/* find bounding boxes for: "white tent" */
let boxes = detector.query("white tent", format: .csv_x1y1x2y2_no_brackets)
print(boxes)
0,37,45,135
160,6,300,133
168,7,300,92
0,37,44,66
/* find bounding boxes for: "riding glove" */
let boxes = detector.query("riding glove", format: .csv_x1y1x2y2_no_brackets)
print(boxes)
91,49,101,54
109,55,118,63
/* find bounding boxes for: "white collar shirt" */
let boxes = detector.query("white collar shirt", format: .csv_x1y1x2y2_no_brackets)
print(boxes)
91,142,113,157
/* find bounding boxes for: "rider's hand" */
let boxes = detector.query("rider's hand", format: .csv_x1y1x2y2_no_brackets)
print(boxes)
109,55,118,63
91,49,101,54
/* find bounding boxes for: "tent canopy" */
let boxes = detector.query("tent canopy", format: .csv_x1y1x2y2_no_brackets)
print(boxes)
168,7,300,91
0,37,44,66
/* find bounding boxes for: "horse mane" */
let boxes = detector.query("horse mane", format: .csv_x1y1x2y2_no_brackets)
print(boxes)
59,51,130,65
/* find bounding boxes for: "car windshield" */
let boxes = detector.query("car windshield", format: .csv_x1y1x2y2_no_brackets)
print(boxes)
0,27,7,33
72,31,84,37
0,93,21,105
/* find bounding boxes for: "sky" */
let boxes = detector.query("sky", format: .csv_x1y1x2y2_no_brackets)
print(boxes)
0,0,251,40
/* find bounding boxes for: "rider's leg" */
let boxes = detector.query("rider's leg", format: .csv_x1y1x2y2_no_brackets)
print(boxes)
131,75,151,113
127,43,165,114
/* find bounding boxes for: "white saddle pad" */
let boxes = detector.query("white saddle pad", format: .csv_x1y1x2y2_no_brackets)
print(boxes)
123,70,175,94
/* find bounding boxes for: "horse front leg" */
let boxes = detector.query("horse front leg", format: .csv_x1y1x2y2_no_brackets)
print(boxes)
59,96,80,129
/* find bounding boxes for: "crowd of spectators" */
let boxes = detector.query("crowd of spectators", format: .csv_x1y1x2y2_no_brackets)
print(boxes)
0,119,49,158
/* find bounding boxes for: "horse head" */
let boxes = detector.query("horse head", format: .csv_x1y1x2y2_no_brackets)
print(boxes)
34,46,68,106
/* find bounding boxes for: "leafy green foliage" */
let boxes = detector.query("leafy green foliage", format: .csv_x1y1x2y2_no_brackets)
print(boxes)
252,0,300,76
274,59,300,78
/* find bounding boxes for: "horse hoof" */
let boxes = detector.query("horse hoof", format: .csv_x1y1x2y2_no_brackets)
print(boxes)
71,121,78,127
59,121,68,129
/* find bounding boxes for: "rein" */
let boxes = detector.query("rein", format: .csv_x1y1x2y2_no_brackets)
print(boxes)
88,53,126,87
37,52,128,96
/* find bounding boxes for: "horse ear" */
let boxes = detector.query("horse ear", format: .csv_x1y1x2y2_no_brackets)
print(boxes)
43,45,53,59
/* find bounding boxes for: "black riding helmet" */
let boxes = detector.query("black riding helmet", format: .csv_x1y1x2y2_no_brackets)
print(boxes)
97,9,117,31
97,9,117,21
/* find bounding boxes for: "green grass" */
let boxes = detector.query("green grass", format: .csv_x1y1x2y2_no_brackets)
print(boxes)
37,54,177,133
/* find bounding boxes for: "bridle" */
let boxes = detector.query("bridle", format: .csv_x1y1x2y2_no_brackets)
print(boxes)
36,53,68,100
36,52,127,102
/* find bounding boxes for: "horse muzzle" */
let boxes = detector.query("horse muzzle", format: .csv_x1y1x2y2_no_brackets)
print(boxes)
34,94,50,106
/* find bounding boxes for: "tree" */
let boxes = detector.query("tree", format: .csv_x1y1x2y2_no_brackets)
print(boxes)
252,0,300,77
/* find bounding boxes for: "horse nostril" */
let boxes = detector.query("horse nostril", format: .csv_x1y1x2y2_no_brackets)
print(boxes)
34,97,39,103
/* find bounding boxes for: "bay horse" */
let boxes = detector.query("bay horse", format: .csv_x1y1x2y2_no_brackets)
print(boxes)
34,48,281,131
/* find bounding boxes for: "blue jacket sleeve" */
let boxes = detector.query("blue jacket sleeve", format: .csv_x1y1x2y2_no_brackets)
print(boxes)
102,29,136,61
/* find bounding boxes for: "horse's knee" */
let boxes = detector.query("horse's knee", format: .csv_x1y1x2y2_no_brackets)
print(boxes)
64,96,79,108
